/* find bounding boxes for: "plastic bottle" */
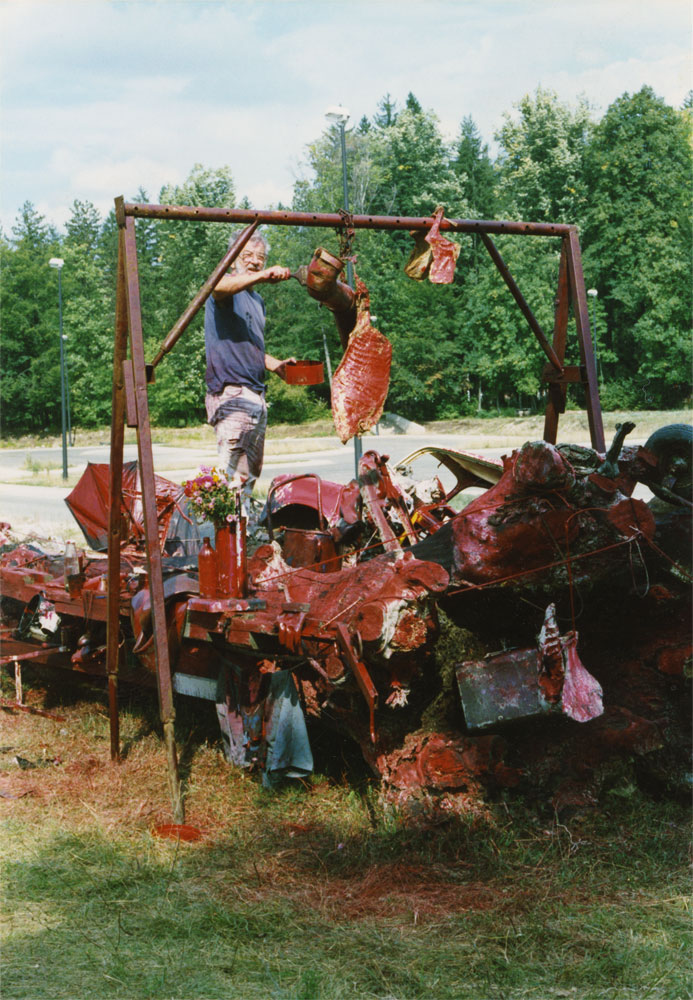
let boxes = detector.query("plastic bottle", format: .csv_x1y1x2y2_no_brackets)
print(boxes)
64,541,79,588
198,537,217,598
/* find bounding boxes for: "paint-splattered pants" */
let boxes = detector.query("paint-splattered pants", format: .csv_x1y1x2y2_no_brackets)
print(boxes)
206,385,267,510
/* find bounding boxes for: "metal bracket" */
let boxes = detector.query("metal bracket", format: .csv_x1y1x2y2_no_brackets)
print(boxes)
122,360,138,427
277,611,307,653
542,364,585,385
335,623,378,743
114,195,126,229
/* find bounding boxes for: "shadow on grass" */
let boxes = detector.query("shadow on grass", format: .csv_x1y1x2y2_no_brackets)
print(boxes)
2,794,690,1000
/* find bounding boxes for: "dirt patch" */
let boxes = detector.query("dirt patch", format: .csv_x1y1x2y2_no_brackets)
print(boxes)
203,853,503,922
304,862,500,919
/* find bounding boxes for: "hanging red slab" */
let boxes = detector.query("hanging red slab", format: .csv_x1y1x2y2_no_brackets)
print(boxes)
331,279,392,444
425,206,461,284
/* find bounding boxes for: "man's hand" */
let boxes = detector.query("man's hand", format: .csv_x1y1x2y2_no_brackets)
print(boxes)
259,266,291,284
266,354,297,381
213,264,290,299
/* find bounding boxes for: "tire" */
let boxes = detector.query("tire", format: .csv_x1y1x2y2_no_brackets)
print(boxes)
643,423,693,506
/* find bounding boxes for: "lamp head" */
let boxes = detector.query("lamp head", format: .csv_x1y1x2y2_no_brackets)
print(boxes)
325,105,350,127
49,257,64,270
587,288,598,298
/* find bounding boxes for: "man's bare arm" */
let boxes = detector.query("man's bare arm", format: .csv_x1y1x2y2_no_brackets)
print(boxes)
212,266,291,300
265,354,297,381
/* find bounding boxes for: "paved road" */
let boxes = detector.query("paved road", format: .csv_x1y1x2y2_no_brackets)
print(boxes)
0,433,651,541
0,443,218,477
0,434,500,537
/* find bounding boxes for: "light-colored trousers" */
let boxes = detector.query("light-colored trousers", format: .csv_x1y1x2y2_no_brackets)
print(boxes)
206,384,267,511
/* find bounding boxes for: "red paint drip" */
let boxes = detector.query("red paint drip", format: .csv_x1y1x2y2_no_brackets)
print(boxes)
153,823,203,842
560,633,603,723
331,279,392,443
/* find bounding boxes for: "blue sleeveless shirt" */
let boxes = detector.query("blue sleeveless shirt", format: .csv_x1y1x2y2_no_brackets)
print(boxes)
204,288,266,395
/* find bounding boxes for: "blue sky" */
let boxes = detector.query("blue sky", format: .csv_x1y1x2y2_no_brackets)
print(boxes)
1,0,690,234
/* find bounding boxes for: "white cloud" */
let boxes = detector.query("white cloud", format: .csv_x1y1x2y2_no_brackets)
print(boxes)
1,0,690,233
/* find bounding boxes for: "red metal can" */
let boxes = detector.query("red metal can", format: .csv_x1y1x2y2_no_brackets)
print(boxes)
284,360,324,385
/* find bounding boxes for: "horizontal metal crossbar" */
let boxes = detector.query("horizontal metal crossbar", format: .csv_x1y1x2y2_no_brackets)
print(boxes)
122,201,572,237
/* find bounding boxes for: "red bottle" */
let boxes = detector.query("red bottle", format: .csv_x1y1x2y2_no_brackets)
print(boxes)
197,537,217,598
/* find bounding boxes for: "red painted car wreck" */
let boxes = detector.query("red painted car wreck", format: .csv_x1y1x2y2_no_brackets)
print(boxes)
1,200,690,823
1,425,689,819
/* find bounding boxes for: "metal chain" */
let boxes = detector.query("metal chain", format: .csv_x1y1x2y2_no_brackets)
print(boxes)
337,209,356,264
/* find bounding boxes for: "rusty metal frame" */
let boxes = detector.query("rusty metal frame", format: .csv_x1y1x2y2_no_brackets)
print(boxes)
108,199,605,820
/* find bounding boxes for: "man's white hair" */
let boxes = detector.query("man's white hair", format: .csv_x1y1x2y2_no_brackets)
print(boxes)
229,231,269,256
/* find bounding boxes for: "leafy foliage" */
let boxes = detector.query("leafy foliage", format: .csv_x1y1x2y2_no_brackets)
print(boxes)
495,86,593,224
2,88,690,433
582,87,692,408
1,204,62,431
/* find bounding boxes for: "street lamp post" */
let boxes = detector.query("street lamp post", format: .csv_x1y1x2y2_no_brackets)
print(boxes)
587,288,600,382
325,105,354,290
49,257,68,479
65,344,74,446
325,104,361,474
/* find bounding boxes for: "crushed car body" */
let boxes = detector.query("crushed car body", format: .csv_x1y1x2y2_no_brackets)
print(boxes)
1,425,690,818
1,200,690,822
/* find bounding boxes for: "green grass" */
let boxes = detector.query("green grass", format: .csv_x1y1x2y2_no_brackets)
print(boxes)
0,420,339,452
15,455,67,486
0,674,690,1000
2,409,690,452
2,800,689,1000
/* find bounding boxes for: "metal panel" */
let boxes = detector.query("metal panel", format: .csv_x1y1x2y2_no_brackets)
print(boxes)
456,649,547,729
173,672,219,701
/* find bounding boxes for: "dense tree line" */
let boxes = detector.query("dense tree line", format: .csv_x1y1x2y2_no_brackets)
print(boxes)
1,85,690,433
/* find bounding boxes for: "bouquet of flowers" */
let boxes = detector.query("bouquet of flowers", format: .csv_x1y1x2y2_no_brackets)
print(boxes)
182,467,240,528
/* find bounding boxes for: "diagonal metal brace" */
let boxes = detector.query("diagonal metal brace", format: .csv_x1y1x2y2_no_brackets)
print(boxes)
480,232,563,373
149,220,260,370
335,623,378,743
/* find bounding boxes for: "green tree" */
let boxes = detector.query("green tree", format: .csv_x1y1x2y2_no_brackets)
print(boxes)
495,87,593,224
582,86,692,407
65,199,101,255
61,200,114,427
461,235,563,411
148,166,237,424
460,88,595,415
373,93,398,129
453,115,497,218
380,95,467,217
1,203,62,431
286,95,477,421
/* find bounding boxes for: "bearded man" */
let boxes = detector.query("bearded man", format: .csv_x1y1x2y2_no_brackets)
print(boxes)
204,234,293,511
